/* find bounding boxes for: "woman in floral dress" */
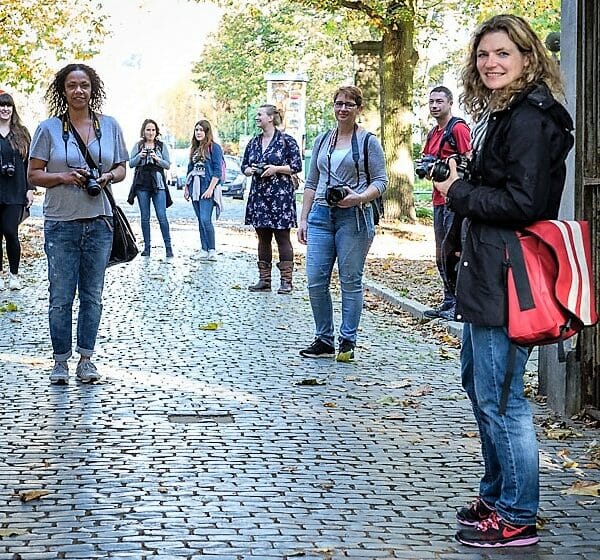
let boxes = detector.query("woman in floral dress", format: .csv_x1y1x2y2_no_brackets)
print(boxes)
242,104,302,294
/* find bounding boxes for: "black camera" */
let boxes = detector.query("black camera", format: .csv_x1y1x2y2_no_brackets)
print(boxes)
252,163,267,177
415,154,472,183
0,162,15,177
415,155,437,179
144,148,155,165
325,185,348,206
430,154,472,183
84,169,102,197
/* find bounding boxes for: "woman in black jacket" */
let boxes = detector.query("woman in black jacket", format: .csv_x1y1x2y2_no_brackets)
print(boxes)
0,92,33,290
435,15,574,548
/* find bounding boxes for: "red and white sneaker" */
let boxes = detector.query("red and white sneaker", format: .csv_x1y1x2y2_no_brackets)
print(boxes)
456,511,539,548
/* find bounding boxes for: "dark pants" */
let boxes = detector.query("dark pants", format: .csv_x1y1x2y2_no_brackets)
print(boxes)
0,204,23,274
433,204,456,308
255,227,293,262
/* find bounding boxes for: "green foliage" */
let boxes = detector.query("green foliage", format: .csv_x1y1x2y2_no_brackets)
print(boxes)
0,0,108,92
193,2,359,139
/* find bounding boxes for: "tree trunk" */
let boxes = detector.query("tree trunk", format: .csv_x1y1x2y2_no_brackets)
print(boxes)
381,25,418,222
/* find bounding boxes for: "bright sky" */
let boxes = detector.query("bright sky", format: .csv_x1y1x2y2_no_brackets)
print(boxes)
88,0,222,142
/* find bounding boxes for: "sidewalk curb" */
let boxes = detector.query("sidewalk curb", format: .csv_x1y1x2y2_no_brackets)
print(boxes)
364,278,464,339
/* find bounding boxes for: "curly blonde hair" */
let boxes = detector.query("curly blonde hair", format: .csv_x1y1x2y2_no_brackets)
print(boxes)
460,15,563,121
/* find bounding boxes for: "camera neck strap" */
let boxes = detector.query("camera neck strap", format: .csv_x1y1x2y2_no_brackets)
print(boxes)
326,125,360,189
61,111,102,173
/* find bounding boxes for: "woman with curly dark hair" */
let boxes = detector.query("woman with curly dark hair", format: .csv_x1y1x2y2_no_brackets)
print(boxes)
28,63,129,385
0,91,33,291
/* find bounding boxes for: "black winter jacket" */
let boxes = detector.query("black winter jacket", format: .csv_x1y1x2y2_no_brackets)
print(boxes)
445,83,574,326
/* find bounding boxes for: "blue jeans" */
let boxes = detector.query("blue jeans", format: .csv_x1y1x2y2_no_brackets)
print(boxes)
433,204,455,307
136,189,172,251
191,194,215,251
44,218,113,361
461,324,538,526
306,204,374,346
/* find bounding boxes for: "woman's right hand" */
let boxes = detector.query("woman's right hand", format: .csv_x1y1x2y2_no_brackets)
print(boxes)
297,220,308,245
63,168,89,188
183,186,190,201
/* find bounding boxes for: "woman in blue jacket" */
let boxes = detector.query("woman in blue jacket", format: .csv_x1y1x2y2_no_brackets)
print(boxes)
184,119,223,261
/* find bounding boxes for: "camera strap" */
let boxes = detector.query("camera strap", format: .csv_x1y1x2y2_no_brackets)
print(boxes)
326,125,360,190
61,112,102,173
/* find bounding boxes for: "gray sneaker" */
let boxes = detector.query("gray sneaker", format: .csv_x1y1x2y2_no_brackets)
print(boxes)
49,361,69,385
75,360,101,383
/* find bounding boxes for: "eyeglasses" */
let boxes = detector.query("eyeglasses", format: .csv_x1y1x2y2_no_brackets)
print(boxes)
334,101,357,109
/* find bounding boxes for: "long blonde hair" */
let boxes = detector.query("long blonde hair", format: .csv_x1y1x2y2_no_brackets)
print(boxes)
460,14,563,121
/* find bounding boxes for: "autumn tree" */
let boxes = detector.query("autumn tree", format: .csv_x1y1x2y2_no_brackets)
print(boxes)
0,0,107,92
193,2,361,146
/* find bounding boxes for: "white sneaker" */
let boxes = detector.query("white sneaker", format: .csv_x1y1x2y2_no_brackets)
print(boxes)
199,250,209,260
76,359,101,383
207,250,218,261
8,273,21,290
49,361,69,385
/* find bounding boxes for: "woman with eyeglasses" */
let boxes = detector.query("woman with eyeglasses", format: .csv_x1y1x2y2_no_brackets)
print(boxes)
242,104,302,294
0,91,33,291
297,86,387,361
128,118,173,258
183,119,224,261
28,63,128,385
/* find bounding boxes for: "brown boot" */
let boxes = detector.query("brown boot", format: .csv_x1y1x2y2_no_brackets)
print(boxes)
248,261,272,292
276,261,294,294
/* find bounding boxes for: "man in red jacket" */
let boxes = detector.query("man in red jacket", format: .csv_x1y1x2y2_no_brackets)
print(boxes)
421,86,471,320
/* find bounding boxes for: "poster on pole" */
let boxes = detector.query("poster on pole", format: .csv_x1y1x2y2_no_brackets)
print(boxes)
265,72,308,156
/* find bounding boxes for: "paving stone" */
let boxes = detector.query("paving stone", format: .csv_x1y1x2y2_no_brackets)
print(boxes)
0,220,597,557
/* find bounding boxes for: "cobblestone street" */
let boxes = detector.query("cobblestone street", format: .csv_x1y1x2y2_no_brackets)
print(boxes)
0,217,599,559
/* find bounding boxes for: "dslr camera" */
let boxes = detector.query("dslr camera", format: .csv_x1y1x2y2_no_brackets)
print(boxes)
0,162,15,177
144,148,155,165
84,168,102,197
252,163,268,177
415,154,472,183
325,185,348,206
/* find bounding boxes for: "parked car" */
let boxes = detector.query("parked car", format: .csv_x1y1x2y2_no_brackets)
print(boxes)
221,154,246,200
167,148,189,190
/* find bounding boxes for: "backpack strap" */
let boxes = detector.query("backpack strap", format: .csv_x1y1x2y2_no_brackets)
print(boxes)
363,132,374,185
436,116,466,158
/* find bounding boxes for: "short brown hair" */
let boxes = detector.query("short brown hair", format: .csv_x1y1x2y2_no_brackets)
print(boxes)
333,86,363,107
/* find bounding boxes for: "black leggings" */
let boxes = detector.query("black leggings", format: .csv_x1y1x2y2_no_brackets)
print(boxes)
0,204,22,274
255,227,293,263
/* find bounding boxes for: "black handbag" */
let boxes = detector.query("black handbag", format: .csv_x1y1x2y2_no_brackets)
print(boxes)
103,188,139,267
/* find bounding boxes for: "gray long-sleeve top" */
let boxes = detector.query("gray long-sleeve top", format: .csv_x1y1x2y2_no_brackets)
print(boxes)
305,127,387,206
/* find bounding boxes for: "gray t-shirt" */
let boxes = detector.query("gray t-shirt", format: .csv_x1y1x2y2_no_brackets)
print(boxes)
29,114,129,221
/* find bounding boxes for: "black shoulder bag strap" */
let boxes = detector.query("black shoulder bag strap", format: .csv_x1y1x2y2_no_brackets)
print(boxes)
362,132,374,185
62,112,102,173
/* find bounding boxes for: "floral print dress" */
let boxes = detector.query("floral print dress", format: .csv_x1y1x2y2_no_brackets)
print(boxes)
243,130,302,229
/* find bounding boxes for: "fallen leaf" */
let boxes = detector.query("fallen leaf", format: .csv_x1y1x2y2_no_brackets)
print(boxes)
157,487,168,493
231,284,242,290
408,385,433,397
563,459,579,469
296,378,326,386
545,428,583,440
318,481,334,490
562,481,600,496
377,395,402,406
199,321,222,331
577,500,597,506
389,379,412,388
462,432,478,438
0,302,18,313
19,489,50,502
323,402,337,408
0,528,29,538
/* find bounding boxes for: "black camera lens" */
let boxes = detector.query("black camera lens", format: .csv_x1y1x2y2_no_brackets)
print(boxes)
85,171,101,197
325,185,347,206
5,164,15,177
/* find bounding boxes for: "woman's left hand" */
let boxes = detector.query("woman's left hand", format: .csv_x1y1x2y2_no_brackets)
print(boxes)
433,157,459,197
261,164,277,178
201,189,214,199
337,187,362,208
